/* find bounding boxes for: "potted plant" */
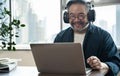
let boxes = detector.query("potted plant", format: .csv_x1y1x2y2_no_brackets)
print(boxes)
0,0,25,51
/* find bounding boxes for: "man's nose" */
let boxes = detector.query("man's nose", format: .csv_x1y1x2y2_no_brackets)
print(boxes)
74,16,82,21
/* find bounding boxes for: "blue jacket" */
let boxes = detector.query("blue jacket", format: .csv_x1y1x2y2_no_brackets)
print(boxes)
54,24,120,76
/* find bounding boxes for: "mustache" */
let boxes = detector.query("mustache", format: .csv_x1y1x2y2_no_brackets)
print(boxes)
71,21,85,25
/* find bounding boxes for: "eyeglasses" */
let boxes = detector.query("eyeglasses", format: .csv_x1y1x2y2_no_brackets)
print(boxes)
69,13,87,20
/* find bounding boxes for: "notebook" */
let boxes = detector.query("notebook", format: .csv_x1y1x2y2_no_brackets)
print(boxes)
30,43,91,75
0,58,18,73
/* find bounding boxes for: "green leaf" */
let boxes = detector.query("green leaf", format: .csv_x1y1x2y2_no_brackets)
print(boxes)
2,42,6,45
6,11,11,16
3,7,11,16
15,35,19,37
7,46,11,50
8,42,11,45
20,24,25,27
17,20,20,24
2,42,6,48
12,19,20,25
12,42,16,45
8,27,13,30
13,47,16,51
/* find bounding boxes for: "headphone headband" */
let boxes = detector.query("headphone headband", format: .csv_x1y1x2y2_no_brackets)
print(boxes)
65,0,87,9
63,0,95,23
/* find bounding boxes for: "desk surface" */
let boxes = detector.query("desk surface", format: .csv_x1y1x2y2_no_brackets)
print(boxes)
0,66,107,76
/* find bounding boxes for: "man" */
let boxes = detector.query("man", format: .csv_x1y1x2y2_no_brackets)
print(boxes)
54,0,120,76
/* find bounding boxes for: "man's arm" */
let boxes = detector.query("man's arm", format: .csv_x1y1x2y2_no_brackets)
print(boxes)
87,56,109,73
87,32,120,76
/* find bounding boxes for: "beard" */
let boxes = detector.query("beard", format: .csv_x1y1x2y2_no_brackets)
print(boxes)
71,21,88,32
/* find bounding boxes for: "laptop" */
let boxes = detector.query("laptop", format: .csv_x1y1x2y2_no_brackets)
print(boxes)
30,43,91,75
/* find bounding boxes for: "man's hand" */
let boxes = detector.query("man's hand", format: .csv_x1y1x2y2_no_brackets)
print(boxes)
87,56,109,70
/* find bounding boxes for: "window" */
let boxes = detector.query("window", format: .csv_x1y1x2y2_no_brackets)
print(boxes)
11,0,61,49
2,0,120,49
94,5,120,46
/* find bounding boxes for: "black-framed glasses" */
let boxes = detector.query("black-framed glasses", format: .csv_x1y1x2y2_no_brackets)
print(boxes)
69,13,87,20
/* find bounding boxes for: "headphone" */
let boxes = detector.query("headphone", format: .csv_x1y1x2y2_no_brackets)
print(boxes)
63,0,95,23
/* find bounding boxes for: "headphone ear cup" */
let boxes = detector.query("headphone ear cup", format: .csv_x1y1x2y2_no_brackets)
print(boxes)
63,11,69,23
87,10,95,22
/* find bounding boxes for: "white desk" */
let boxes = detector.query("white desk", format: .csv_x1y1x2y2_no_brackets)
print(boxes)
0,66,108,76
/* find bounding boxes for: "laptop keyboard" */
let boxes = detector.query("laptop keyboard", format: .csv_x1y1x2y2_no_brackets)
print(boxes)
86,68,92,74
